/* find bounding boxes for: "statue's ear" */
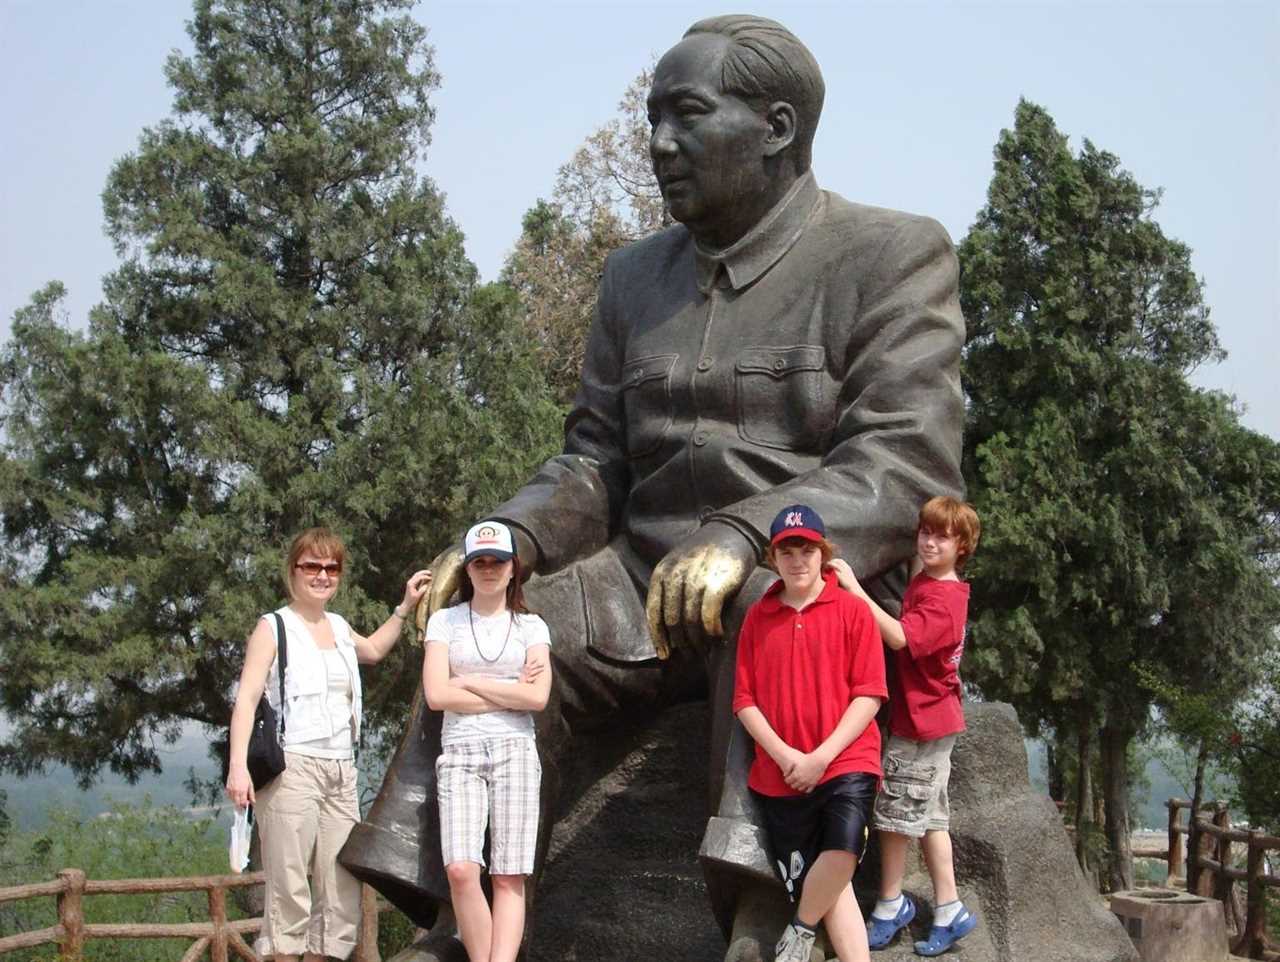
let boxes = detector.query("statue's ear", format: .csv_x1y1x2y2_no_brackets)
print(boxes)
763,101,797,158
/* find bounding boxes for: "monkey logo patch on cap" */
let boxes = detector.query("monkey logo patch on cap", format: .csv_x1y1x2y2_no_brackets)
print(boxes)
463,521,516,564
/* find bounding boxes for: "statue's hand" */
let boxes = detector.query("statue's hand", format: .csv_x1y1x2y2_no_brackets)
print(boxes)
646,523,756,659
417,545,463,637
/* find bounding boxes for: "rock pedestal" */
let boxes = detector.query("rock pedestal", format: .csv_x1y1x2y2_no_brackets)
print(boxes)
857,701,1138,962
389,700,1138,961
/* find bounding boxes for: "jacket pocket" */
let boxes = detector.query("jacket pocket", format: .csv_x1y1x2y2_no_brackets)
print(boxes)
620,353,677,458
281,654,327,739
735,345,827,451
282,654,325,699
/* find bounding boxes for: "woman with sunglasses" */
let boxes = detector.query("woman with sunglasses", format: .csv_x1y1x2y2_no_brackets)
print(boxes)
226,527,431,962
423,521,553,962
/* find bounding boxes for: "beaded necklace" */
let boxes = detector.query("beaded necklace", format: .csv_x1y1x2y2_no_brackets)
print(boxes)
468,603,514,664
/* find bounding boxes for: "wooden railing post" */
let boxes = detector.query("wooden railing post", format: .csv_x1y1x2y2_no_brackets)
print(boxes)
56,868,86,962
208,881,230,962
1232,831,1265,958
1192,807,1216,898
1211,805,1233,917
355,882,381,962
1166,798,1183,885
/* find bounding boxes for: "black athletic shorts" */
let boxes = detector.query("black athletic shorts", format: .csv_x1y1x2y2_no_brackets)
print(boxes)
751,772,877,902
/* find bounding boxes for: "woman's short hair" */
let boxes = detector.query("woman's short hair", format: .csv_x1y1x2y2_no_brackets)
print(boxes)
283,527,347,600
918,496,981,569
765,535,837,571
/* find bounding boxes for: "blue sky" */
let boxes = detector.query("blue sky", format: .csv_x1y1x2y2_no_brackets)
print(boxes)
2,0,1276,438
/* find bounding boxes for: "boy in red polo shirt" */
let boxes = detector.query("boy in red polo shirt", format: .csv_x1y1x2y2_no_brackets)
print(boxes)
734,505,887,962
832,496,981,956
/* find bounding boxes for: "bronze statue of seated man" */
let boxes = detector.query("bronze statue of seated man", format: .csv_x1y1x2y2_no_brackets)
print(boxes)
341,14,964,961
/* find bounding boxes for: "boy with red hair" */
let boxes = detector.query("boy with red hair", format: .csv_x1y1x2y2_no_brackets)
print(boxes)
833,495,981,956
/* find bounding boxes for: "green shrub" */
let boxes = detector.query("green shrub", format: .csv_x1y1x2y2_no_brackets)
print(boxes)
378,906,418,957
0,797,230,961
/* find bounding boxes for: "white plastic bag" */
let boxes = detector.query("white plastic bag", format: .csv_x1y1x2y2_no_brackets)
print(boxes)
229,805,252,873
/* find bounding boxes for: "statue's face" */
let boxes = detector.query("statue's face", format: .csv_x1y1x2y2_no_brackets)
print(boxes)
648,33,772,247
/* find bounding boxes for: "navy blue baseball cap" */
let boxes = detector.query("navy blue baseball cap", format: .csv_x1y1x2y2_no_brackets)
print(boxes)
769,505,826,545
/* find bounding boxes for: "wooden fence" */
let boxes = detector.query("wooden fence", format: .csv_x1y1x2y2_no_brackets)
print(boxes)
0,868,384,961
1129,798,1280,960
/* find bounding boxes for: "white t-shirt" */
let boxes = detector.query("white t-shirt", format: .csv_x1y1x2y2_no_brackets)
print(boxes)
425,603,551,746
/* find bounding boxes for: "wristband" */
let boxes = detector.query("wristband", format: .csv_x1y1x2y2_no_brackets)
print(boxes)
391,605,409,620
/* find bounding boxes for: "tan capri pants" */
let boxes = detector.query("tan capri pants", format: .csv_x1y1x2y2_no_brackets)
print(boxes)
256,751,361,959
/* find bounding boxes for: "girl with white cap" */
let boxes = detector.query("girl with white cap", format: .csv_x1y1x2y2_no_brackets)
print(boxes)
422,520,552,962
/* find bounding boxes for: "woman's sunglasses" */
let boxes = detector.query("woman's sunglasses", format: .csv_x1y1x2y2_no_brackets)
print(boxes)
296,562,342,577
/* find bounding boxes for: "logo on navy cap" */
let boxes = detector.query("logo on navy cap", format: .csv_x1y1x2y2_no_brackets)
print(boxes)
769,504,826,545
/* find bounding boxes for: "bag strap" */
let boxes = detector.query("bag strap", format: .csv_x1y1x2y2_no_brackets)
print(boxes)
271,612,288,739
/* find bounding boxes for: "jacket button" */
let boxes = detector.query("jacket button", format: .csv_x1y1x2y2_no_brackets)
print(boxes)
697,356,713,372
773,358,786,370
692,431,709,446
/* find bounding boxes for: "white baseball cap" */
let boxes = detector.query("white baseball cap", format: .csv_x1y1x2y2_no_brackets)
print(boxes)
463,521,515,565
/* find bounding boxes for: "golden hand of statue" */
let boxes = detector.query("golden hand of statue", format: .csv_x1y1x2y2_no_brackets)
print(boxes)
416,545,463,637
646,525,756,659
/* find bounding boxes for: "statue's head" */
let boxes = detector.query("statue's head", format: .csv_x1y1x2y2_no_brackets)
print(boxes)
648,15,825,248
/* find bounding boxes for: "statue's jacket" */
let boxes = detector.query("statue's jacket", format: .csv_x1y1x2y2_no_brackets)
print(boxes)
491,171,965,661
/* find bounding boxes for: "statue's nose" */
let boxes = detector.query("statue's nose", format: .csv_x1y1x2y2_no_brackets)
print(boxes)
650,119,678,160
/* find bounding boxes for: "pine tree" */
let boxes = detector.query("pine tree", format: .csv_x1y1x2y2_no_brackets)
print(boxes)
0,0,561,786
959,100,1280,890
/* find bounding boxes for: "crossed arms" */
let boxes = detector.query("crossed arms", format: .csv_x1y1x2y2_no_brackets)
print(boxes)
422,642,552,714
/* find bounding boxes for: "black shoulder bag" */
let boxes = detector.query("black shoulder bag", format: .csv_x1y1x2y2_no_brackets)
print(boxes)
246,612,288,790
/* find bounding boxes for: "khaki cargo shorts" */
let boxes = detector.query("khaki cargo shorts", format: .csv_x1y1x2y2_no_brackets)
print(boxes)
872,733,958,838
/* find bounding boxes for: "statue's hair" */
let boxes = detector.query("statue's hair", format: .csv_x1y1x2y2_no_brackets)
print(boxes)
683,15,824,172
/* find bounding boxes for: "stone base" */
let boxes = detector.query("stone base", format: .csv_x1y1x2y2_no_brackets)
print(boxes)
869,702,1137,962
1110,889,1228,962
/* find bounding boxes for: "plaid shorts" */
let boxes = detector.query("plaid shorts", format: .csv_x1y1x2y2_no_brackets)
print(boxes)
436,736,541,875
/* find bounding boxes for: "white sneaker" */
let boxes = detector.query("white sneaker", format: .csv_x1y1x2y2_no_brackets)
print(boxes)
774,921,816,962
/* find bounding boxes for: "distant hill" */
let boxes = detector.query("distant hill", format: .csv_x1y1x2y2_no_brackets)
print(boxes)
0,723,219,829
1024,736,1233,830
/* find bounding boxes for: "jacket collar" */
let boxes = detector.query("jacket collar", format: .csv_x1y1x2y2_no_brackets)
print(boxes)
693,170,821,295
